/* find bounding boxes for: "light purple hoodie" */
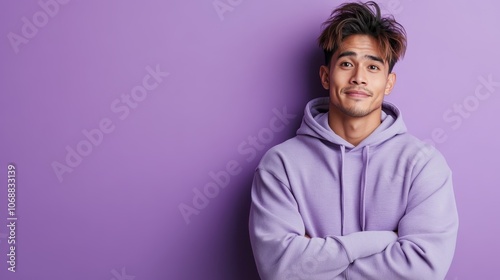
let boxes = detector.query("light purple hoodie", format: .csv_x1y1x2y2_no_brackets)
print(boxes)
249,97,459,280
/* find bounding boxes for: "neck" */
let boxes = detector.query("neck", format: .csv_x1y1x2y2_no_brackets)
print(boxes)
328,107,382,146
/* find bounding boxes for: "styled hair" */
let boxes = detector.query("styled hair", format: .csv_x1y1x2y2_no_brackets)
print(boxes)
318,1,407,73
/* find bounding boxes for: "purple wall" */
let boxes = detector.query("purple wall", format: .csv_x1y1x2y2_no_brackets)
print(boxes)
1,0,498,279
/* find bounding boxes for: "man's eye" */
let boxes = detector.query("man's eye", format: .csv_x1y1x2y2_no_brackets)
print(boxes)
369,65,380,70
340,62,352,67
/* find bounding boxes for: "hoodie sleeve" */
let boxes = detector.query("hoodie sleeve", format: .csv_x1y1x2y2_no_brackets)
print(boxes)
249,167,398,280
346,149,459,280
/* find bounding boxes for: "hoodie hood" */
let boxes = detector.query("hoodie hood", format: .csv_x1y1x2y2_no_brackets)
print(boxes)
296,97,407,150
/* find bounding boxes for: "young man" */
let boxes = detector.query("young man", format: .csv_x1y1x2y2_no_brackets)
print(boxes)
248,2,459,279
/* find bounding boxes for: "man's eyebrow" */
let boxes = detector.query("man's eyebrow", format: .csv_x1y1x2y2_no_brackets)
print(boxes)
337,51,357,59
366,55,384,64
337,51,385,64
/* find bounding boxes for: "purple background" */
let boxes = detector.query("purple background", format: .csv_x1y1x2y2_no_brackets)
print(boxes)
1,0,499,279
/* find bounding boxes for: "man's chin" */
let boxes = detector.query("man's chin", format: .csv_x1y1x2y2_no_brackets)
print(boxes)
339,106,377,118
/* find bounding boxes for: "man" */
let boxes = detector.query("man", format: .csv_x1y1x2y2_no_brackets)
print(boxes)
248,1,459,280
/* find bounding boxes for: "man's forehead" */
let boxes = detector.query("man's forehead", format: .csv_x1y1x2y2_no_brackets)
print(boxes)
336,35,385,59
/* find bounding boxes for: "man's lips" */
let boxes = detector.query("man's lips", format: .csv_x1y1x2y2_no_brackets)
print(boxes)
344,90,371,98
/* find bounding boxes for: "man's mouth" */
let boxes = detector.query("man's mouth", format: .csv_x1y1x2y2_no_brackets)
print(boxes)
344,89,371,98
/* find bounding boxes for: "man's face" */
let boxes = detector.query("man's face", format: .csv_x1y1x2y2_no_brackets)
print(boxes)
319,34,396,119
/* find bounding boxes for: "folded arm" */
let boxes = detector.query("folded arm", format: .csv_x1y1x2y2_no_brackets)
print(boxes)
346,151,459,280
249,169,398,280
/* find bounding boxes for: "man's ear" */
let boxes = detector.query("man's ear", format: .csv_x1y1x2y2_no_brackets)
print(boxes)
319,65,330,90
385,72,396,95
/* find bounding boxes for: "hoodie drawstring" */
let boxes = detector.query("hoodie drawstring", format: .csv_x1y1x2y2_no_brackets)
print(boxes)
340,145,346,236
360,145,370,231
340,145,371,234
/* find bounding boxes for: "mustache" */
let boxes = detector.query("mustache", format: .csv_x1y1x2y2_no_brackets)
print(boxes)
341,86,373,96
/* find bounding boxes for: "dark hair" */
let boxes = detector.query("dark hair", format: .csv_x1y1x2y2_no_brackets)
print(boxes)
318,1,407,73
